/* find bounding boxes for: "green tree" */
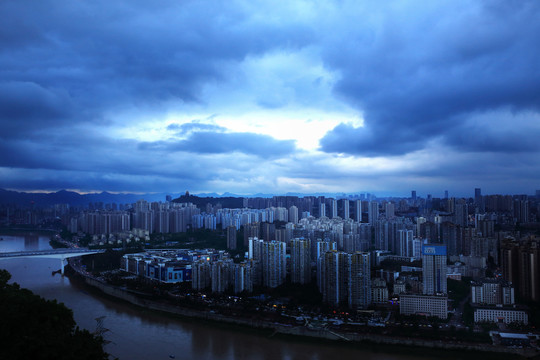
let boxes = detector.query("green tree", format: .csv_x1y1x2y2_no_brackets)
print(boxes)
0,269,111,360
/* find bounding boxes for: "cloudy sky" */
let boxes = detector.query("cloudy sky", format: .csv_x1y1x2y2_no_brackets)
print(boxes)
1,0,539,197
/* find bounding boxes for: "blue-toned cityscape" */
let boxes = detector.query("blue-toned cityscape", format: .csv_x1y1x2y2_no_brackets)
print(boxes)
1,188,539,357
3,1,540,358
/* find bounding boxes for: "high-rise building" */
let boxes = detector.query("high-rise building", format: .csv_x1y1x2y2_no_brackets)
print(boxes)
476,219,494,238
316,240,337,289
330,199,338,218
355,200,362,222
290,238,311,284
233,262,254,294
319,203,326,218
375,219,390,251
398,229,414,257
318,250,371,309
419,221,438,243
412,238,422,259
135,199,150,213
243,222,260,247
517,239,539,302
248,236,264,285
385,202,395,219
475,188,485,213
341,199,350,220
500,237,519,288
426,194,433,210
416,217,426,238
248,237,264,260
368,201,379,224
192,260,211,291
500,236,540,302
262,240,286,288
514,200,529,223
440,222,458,256
262,222,275,242
226,225,237,250
288,205,299,225
318,250,348,307
422,244,447,295
475,188,481,201
211,259,233,293
275,228,292,245
454,203,468,227
316,240,337,259
348,252,371,309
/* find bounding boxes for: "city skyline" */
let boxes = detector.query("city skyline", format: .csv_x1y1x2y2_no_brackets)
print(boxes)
2,1,540,196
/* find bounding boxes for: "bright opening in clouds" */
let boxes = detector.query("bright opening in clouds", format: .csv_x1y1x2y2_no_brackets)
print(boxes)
1,0,539,196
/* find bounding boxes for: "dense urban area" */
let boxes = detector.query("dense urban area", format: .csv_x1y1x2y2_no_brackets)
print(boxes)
2,189,540,353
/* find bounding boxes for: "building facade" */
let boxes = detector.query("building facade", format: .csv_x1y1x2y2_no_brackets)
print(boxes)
474,308,528,325
290,238,311,284
262,240,286,288
400,294,448,319
422,244,447,295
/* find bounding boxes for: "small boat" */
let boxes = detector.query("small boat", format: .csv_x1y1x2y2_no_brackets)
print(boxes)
169,355,175,359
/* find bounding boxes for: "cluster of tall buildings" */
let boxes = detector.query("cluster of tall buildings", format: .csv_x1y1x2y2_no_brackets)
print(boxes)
76,211,130,235
17,187,540,319
192,257,256,294
318,250,371,309
500,236,540,302
73,200,200,235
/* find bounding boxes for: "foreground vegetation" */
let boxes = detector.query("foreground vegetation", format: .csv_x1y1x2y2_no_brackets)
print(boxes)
0,269,111,360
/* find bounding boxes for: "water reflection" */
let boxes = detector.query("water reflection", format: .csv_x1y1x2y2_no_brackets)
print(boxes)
24,233,40,250
0,233,51,252
191,325,210,358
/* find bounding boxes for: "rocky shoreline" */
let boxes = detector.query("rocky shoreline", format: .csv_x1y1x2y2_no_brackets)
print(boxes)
68,262,538,359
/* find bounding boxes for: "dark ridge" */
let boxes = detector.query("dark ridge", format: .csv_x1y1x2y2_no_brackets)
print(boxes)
172,193,244,209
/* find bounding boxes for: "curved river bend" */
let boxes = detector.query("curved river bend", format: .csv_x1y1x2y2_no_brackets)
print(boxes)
0,232,474,360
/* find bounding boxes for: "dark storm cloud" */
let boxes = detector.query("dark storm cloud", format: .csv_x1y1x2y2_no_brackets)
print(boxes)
0,82,74,138
0,0,313,135
320,1,540,156
0,130,248,192
442,113,540,153
319,123,422,157
0,0,311,192
140,131,296,158
2,0,540,194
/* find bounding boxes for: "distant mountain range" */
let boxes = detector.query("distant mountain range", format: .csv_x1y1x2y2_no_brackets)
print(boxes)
0,189,265,208
0,188,378,208
0,188,175,207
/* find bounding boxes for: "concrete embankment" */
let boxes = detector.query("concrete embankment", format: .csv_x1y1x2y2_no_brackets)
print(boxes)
83,276,271,329
75,270,538,358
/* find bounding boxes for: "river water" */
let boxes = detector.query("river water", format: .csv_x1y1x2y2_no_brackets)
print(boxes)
0,232,478,360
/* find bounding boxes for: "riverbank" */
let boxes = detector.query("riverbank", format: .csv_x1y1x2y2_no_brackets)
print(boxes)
67,262,539,359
